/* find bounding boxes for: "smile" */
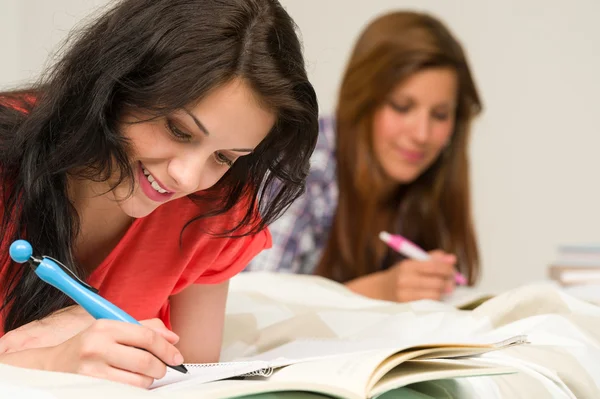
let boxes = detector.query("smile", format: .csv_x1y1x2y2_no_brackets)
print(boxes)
138,162,175,203
141,165,171,194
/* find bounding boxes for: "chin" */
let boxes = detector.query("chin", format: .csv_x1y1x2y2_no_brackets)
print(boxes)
119,200,159,219
381,165,418,184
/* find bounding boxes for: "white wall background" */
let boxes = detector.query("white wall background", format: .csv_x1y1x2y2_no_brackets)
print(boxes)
2,0,600,293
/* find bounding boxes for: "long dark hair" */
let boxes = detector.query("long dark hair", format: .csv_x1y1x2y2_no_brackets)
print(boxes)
317,11,481,283
0,0,318,332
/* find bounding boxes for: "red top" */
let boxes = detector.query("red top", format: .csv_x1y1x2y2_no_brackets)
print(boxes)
85,197,271,329
0,95,271,334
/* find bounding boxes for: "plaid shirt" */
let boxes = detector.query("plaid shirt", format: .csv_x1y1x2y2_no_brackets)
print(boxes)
246,117,338,274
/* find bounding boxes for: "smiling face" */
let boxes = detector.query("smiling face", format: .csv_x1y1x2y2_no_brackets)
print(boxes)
111,79,275,218
371,67,458,184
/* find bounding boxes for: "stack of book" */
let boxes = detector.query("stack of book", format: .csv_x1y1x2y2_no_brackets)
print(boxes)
548,243,600,286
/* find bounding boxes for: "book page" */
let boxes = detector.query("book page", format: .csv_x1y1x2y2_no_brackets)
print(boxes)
370,359,517,398
241,335,527,363
368,345,506,391
153,358,513,399
251,336,528,398
151,335,528,392
151,338,398,390
149,377,365,399
162,351,396,398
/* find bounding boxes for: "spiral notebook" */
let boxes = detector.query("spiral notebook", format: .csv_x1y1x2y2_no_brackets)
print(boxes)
150,359,277,389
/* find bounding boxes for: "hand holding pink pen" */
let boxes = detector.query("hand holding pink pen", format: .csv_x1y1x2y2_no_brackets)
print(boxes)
378,231,468,286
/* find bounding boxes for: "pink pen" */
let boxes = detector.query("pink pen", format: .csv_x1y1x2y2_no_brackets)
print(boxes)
378,231,467,286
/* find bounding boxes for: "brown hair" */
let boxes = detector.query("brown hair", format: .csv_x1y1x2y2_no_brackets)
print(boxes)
316,11,482,284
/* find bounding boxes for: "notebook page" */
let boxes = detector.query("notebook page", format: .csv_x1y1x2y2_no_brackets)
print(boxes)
149,360,272,390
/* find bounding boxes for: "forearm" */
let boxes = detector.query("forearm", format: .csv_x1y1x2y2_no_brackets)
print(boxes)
0,346,53,370
344,270,390,300
170,282,228,364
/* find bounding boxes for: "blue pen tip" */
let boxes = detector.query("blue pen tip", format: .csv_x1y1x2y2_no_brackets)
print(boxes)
9,240,33,263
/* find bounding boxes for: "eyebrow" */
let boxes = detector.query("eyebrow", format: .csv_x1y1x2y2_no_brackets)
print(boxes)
183,108,255,154
183,108,210,136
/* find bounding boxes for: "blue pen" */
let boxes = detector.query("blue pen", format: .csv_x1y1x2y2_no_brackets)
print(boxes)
9,239,187,374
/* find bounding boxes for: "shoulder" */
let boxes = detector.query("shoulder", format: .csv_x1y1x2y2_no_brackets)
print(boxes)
138,195,272,286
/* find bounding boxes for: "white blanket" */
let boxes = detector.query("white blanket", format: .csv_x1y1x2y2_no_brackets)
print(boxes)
221,273,600,398
0,272,599,398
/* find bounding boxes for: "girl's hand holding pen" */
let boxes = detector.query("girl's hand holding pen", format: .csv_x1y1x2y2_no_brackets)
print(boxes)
45,318,183,388
0,304,182,388
0,303,179,356
383,250,457,302
5,239,188,384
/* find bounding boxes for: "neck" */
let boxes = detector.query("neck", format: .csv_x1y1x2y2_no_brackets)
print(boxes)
377,177,403,204
67,176,133,273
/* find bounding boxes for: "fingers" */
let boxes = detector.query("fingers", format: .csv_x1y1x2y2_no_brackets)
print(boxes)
411,260,455,278
412,275,447,291
428,250,456,264
444,279,456,294
140,318,180,345
392,253,459,302
395,274,446,301
92,320,184,368
78,361,155,389
102,343,168,380
48,320,185,389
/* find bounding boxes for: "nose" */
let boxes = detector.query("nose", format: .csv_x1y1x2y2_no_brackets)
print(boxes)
167,151,207,193
410,110,431,144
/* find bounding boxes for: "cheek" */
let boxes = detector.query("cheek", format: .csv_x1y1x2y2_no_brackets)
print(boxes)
124,121,169,155
430,122,455,153
196,166,230,192
372,108,403,155
373,108,399,140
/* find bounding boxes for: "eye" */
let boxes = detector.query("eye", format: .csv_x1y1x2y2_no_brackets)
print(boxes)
214,151,234,167
166,120,193,142
432,112,450,121
388,100,411,114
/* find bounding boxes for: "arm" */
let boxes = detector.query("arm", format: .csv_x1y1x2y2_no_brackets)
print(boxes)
0,346,53,370
344,251,457,302
0,305,93,354
169,281,229,363
344,270,392,300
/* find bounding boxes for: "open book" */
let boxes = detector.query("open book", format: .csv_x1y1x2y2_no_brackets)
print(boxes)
150,335,528,398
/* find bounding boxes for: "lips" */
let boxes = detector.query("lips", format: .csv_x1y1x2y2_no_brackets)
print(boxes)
396,148,425,162
138,162,175,202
